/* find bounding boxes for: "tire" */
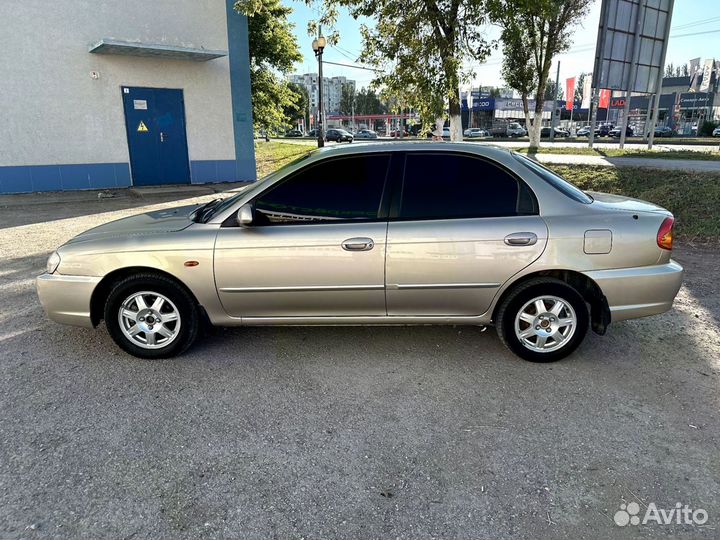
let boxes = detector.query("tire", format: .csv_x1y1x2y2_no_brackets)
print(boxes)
104,273,200,359
496,278,589,363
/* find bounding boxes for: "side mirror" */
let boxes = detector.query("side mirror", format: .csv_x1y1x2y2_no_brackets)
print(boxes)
236,203,254,226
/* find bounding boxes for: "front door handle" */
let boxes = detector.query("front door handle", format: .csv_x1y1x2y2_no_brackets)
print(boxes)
342,237,374,251
504,232,538,246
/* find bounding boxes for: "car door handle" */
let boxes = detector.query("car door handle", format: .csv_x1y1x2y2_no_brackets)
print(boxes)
504,232,538,246
342,237,374,251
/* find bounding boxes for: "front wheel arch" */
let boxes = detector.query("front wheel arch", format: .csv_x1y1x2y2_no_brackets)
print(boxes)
90,267,202,327
492,269,610,335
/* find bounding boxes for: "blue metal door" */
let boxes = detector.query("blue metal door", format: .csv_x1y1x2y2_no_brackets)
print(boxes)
122,87,191,186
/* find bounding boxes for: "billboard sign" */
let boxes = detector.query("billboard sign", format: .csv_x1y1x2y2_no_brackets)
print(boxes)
592,0,673,93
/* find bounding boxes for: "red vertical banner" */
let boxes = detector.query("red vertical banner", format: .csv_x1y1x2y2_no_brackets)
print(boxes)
565,77,576,110
599,89,611,109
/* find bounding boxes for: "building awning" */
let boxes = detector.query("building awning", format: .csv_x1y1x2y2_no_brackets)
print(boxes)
89,39,227,61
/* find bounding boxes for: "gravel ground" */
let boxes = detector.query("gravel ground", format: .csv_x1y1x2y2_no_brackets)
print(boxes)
1,194,719,540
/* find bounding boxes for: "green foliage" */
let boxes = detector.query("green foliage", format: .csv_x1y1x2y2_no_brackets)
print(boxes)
283,82,309,126
354,87,386,115
699,120,718,137
339,83,356,115
489,0,592,147
314,0,491,130
234,0,303,131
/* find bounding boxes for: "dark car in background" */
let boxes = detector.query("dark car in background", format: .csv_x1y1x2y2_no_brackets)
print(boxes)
594,123,614,137
609,125,634,138
325,128,354,143
285,129,304,138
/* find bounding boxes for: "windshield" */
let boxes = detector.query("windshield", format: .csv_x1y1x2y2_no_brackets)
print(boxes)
512,153,593,204
201,153,312,221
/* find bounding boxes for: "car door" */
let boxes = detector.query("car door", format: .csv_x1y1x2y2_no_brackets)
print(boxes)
214,153,392,318
385,151,548,316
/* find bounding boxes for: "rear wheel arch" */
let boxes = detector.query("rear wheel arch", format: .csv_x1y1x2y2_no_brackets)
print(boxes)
492,269,610,335
90,267,202,327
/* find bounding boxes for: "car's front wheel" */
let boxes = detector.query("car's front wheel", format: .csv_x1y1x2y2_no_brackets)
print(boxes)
496,278,589,362
104,274,200,359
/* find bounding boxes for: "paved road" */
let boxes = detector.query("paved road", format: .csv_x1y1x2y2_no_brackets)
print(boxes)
1,195,719,539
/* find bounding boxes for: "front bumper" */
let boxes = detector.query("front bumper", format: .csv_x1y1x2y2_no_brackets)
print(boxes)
583,260,684,322
36,273,102,328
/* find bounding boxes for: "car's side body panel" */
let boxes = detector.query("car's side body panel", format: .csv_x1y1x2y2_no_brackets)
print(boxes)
214,222,388,318
385,216,548,316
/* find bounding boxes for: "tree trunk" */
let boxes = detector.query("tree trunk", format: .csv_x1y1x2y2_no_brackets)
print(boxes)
527,97,544,150
448,90,463,142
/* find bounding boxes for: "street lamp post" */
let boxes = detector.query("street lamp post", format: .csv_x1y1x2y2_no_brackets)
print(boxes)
312,30,327,148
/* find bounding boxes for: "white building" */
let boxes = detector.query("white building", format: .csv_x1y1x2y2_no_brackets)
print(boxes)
0,0,256,194
290,73,356,116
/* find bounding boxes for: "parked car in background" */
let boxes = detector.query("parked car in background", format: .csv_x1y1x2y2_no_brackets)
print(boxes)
464,128,490,138
594,123,614,137
285,129,304,138
307,129,318,138
390,128,412,138
507,122,527,137
37,143,683,363
712,126,720,137
355,129,378,139
540,126,570,138
650,126,675,138
576,125,592,137
325,128,353,143
609,125,634,138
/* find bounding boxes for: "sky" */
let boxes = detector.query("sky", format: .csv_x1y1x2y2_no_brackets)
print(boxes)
285,0,720,92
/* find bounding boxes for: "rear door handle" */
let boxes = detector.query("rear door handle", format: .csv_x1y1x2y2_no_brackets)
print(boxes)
504,232,538,246
342,237,374,251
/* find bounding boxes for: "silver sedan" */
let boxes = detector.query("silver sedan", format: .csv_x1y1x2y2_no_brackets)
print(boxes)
37,143,683,362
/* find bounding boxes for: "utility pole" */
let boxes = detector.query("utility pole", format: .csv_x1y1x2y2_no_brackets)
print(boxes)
648,0,674,149
550,61,560,142
312,26,327,148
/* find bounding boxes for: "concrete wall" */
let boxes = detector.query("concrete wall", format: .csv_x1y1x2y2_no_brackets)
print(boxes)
0,0,254,193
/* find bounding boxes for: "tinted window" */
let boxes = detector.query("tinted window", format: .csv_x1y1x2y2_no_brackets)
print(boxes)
512,153,593,204
254,155,390,224
399,153,527,219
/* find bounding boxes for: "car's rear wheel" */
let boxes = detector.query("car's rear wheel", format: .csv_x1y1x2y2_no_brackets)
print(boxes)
496,278,588,362
104,274,200,359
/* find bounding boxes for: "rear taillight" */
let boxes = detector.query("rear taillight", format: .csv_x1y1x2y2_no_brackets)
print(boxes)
657,216,674,250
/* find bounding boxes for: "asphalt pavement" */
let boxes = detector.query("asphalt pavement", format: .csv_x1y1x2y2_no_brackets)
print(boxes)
1,193,719,539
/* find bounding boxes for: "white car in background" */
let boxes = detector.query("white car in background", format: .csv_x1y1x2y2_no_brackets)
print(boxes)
713,126,720,137
464,128,490,138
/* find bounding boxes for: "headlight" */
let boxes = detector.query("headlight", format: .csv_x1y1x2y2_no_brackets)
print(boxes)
46,251,61,274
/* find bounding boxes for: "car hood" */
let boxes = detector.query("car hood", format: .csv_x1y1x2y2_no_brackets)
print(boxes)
65,203,199,245
588,192,671,215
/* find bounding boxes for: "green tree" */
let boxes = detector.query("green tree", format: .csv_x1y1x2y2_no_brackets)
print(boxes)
489,0,592,149
574,72,588,102
354,87,386,114
544,77,564,101
339,83,356,115
283,82,309,127
315,0,491,140
234,0,303,132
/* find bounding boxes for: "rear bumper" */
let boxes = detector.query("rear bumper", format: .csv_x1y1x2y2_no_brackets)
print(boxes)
36,273,102,328
583,260,684,322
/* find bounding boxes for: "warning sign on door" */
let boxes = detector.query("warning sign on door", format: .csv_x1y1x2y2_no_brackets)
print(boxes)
137,121,149,132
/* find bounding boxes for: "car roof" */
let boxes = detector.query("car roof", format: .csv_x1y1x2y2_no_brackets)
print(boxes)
310,141,513,160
